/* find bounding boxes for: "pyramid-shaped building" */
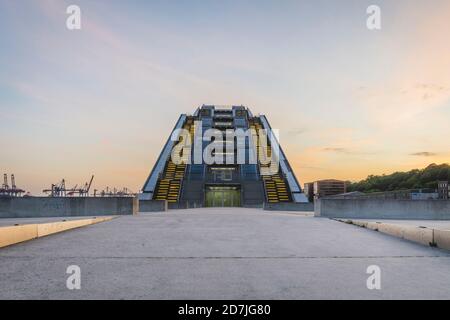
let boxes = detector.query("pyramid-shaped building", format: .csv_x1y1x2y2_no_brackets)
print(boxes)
140,105,308,207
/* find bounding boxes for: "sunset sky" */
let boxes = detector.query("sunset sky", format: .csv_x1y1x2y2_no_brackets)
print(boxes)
1,0,449,195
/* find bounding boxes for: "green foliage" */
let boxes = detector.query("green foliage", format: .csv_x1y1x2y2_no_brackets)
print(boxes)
347,163,450,193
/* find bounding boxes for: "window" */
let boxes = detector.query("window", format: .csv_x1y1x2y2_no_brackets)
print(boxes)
210,167,235,181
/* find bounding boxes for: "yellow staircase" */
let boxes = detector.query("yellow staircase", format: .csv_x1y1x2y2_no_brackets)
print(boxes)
250,120,291,203
154,119,195,203
261,172,291,203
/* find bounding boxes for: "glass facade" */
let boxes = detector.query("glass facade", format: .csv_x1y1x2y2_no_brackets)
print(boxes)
205,186,241,207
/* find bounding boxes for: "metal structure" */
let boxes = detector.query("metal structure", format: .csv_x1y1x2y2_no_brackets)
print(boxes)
0,174,25,197
94,186,136,197
140,105,308,207
43,175,94,197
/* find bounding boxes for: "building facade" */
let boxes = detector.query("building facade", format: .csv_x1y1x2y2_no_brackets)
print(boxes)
304,182,314,202
438,181,449,200
140,105,308,207
312,179,347,199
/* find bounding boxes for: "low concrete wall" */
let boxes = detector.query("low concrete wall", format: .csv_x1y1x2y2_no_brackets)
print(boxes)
139,200,167,212
243,203,264,209
0,217,114,248
0,224,37,248
264,202,314,212
0,197,137,218
168,201,203,209
336,219,450,250
315,199,450,220
434,230,450,250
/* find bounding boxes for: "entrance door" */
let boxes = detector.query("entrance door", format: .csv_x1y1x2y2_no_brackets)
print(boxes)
205,187,241,207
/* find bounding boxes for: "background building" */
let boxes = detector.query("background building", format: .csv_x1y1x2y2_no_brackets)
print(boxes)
304,182,314,202
313,179,347,199
303,179,347,200
438,181,449,200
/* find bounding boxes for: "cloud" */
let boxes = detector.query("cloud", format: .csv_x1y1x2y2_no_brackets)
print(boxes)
322,147,376,156
322,147,362,155
357,83,450,126
323,147,350,154
288,128,307,136
410,152,437,157
297,165,326,171
355,2,450,129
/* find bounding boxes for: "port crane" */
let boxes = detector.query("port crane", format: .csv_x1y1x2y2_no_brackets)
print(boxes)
43,175,94,197
0,174,25,197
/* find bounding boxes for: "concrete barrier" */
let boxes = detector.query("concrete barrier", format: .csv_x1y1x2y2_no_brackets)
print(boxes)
366,221,381,231
139,200,167,212
353,220,369,228
36,217,113,237
434,230,450,250
0,217,115,248
0,197,138,218
336,219,449,250
374,223,434,246
0,224,38,248
263,202,314,212
315,199,450,220
402,226,434,246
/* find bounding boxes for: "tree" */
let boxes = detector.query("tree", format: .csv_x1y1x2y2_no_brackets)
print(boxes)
347,163,450,193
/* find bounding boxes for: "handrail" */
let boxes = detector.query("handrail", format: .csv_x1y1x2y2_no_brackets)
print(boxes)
141,115,187,195
259,115,308,203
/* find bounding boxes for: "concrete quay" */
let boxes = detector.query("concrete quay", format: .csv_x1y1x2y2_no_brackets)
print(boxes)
1,208,449,299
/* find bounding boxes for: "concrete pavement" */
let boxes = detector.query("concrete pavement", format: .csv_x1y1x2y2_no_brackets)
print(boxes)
1,208,450,299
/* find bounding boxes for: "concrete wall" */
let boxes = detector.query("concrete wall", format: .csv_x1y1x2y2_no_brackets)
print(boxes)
139,200,167,212
315,198,450,220
180,181,204,206
243,203,264,209
264,202,314,212
168,201,205,209
242,181,265,207
0,197,138,218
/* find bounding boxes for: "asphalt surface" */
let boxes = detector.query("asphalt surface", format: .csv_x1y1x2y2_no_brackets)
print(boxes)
1,208,450,299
